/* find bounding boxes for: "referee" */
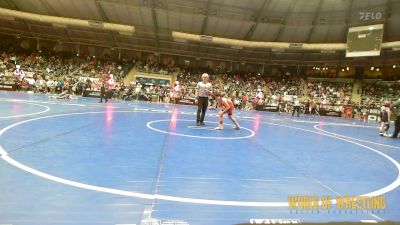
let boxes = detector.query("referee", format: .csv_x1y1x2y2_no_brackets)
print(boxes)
98,82,108,103
196,73,212,126
291,96,300,117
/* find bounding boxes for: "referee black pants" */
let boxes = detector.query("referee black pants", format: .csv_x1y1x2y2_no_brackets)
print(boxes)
292,106,300,117
99,92,108,103
197,97,209,123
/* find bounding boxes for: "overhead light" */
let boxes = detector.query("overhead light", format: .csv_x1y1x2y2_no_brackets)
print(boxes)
119,31,133,36
376,68,380,71
289,43,303,49
272,48,284,52
231,45,243,50
88,20,104,28
393,65,397,68
321,50,335,54
52,23,67,28
174,38,187,43
200,35,213,42
341,69,345,72
346,66,349,71
371,66,374,70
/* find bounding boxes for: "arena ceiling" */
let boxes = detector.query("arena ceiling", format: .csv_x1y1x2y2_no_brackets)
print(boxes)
0,0,399,66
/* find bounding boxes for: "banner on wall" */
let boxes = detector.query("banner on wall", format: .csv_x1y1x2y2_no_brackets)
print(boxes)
258,105,279,112
79,76,100,83
83,90,101,98
135,76,170,86
319,109,342,117
0,82,17,91
177,98,196,105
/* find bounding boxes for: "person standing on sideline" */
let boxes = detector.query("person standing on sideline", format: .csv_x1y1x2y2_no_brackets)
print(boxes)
99,82,108,103
390,99,400,138
292,96,300,117
173,81,181,104
195,73,212,126
379,101,392,136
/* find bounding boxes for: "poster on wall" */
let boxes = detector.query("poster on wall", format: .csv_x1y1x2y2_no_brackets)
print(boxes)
135,76,170,86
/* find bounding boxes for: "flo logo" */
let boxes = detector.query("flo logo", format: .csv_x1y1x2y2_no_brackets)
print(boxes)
359,12,383,21
250,219,301,224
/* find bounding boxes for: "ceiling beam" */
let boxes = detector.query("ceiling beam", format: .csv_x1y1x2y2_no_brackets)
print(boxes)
39,0,72,42
300,0,324,64
0,23,272,55
94,0,117,48
344,0,354,26
383,0,391,42
39,0,57,15
274,0,298,42
4,0,32,37
2,28,396,66
196,0,213,60
243,0,270,40
239,0,270,63
305,0,324,43
338,0,353,45
382,1,393,68
200,0,213,35
149,0,160,50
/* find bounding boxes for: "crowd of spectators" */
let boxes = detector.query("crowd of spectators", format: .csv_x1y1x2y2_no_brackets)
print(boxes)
173,70,306,111
0,46,133,96
1,45,399,119
361,82,400,107
136,59,175,75
306,81,353,106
